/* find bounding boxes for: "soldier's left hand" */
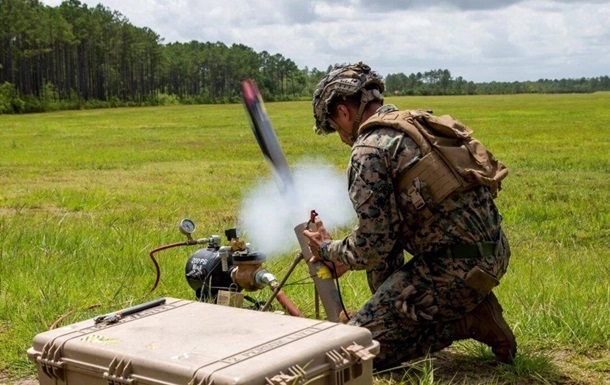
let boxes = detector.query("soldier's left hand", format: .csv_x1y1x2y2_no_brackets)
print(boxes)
395,285,439,322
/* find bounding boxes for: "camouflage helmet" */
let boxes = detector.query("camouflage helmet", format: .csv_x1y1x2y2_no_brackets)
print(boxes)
312,62,385,135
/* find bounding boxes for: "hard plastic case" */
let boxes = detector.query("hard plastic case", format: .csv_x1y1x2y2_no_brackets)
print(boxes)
27,297,379,385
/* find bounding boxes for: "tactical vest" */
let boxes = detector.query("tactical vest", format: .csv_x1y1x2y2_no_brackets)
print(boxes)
359,109,508,221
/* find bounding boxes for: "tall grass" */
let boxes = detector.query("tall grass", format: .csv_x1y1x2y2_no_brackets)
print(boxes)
1,93,609,384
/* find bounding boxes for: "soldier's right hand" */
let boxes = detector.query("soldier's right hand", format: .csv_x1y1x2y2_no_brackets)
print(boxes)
302,216,332,259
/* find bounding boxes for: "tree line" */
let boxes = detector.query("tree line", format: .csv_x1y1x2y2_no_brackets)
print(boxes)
0,0,326,113
385,69,610,96
1,0,609,114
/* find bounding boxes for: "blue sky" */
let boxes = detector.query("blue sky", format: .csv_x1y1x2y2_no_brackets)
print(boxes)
41,0,610,82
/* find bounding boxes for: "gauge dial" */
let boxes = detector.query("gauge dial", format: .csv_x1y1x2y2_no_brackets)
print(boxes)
179,219,196,235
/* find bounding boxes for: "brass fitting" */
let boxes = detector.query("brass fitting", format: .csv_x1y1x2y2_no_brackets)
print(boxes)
230,249,274,292
231,263,264,291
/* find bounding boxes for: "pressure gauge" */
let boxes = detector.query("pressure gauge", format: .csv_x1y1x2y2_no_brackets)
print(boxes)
179,218,196,236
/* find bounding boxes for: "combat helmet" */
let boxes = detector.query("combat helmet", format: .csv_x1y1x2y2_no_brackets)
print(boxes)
312,62,385,136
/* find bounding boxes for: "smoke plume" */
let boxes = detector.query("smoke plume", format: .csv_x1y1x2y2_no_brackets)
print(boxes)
238,160,355,257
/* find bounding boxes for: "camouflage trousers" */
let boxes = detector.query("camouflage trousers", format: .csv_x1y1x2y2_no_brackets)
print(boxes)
347,230,511,370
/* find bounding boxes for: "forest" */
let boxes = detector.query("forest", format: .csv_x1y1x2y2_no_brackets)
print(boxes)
1,0,610,114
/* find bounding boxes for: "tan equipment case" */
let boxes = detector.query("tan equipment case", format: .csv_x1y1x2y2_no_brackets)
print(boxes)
27,297,379,385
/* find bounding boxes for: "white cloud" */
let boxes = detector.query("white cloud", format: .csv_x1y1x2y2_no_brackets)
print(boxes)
40,0,610,82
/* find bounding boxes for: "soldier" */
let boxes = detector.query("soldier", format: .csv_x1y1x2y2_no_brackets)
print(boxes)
303,62,516,370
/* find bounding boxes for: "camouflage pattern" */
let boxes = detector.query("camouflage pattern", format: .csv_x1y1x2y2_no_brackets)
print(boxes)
324,110,511,369
349,231,510,369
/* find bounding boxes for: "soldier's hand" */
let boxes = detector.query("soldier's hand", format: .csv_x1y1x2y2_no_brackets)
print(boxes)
302,216,332,261
302,216,350,277
394,285,438,322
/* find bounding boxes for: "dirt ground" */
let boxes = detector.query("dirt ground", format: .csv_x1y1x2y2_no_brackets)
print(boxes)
0,376,37,385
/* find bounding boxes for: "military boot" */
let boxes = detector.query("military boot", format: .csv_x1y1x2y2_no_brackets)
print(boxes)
451,292,517,363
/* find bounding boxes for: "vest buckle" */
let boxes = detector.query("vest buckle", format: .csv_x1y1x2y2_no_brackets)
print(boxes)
408,177,426,210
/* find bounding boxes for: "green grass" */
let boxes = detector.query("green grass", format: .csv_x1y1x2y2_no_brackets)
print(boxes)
1,93,609,384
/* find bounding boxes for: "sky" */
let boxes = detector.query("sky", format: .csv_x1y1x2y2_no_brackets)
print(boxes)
40,0,610,82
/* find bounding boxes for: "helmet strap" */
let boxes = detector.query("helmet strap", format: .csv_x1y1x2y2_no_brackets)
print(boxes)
350,89,383,140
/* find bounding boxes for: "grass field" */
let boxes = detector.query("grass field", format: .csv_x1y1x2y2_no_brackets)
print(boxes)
1,93,609,384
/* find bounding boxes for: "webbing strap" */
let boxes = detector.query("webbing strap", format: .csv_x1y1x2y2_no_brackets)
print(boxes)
449,242,496,258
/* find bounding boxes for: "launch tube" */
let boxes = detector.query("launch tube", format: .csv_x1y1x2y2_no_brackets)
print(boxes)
294,222,343,322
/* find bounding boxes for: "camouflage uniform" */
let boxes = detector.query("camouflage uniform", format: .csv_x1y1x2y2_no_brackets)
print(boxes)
323,106,511,369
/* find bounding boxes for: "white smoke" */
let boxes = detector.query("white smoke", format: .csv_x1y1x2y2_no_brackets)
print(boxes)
238,160,356,257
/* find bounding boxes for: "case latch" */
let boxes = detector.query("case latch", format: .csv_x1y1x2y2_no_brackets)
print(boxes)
104,357,134,384
325,343,374,385
345,342,375,362
265,365,306,385
38,342,65,380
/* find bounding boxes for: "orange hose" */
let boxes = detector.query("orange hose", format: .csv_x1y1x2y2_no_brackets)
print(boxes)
275,291,305,317
149,241,192,292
